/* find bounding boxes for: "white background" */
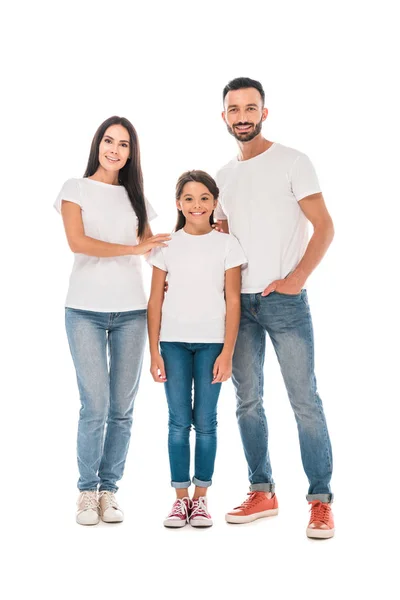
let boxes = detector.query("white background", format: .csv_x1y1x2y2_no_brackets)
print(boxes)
2,1,399,598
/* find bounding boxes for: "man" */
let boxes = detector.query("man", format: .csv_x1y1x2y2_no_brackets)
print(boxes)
215,77,335,538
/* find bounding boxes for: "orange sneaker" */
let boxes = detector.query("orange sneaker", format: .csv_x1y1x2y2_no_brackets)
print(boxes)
225,492,279,524
306,500,335,539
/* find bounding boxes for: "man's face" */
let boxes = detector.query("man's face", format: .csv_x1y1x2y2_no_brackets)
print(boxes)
222,87,268,142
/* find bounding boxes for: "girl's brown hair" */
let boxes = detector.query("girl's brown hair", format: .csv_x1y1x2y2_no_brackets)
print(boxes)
175,170,219,232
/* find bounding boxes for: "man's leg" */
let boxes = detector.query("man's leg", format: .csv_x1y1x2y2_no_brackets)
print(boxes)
231,295,274,491
265,290,333,502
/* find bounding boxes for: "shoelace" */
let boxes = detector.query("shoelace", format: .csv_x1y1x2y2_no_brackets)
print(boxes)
234,492,263,510
79,491,98,510
309,501,331,524
169,499,189,518
191,497,209,518
99,491,119,510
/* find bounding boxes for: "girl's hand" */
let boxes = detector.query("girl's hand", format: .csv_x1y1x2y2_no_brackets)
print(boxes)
212,352,232,383
133,234,171,255
150,353,167,382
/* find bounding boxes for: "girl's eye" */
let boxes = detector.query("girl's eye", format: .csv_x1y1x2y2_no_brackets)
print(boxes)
201,197,209,201
104,138,112,143
121,143,128,148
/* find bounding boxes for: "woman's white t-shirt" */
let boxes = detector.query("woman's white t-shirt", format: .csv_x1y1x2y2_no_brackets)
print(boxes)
54,178,157,312
148,229,247,343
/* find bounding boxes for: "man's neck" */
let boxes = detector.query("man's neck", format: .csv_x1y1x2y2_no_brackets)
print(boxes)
237,136,274,161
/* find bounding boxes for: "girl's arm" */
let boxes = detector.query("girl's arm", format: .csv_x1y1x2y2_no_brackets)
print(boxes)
212,266,242,383
147,266,168,382
61,201,170,257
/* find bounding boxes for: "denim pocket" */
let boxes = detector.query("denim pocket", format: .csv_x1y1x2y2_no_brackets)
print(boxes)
273,290,302,298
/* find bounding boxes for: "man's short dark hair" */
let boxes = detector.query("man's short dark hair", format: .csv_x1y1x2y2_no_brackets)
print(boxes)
222,77,265,105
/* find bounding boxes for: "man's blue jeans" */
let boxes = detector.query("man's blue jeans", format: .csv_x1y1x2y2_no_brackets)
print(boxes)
65,308,147,492
160,342,224,488
232,291,333,502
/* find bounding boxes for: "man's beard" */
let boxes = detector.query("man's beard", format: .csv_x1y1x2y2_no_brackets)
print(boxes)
226,118,263,142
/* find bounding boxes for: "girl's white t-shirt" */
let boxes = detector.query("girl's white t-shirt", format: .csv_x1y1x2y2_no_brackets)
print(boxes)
148,229,247,343
54,177,157,312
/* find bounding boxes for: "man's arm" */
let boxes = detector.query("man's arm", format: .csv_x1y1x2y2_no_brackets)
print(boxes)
262,192,334,296
214,219,230,234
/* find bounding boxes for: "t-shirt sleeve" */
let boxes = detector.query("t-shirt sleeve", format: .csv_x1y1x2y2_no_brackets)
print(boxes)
290,154,321,201
145,197,157,222
147,247,168,272
54,178,82,214
225,235,248,271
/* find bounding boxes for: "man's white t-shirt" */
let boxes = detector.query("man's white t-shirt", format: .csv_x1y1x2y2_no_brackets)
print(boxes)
214,142,321,293
54,178,157,312
148,229,247,343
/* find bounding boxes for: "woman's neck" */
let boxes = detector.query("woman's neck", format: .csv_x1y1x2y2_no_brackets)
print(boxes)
89,166,119,185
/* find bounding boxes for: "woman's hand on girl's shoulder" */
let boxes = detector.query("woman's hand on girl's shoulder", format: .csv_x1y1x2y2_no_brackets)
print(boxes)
150,353,167,383
212,351,232,383
133,234,172,256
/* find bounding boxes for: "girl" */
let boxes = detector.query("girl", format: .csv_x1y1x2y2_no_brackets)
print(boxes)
147,170,247,527
55,116,171,525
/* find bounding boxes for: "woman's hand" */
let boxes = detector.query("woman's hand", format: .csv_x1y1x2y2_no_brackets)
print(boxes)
212,351,232,383
133,233,171,255
150,353,167,382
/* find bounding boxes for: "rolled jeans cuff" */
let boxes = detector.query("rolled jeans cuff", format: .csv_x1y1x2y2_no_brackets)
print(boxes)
250,483,275,493
171,480,191,489
192,477,212,488
306,493,334,504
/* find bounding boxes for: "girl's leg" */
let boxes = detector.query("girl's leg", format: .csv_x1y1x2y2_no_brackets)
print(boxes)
192,343,224,491
65,308,109,491
98,309,147,492
160,342,193,491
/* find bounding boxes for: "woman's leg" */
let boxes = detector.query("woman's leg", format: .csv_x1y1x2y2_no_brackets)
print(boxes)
160,342,193,491
98,309,147,492
65,308,109,491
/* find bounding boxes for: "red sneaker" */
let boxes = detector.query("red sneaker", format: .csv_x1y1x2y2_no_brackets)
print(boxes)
163,497,191,528
306,500,335,539
189,497,213,528
225,492,279,524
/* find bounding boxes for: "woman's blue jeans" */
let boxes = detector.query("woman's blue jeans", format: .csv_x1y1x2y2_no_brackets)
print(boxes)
65,308,147,492
160,342,224,488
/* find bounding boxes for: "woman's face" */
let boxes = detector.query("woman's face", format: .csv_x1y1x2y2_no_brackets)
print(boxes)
98,124,131,173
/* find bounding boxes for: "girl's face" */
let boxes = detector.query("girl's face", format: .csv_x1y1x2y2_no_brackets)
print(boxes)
98,124,131,173
176,181,217,228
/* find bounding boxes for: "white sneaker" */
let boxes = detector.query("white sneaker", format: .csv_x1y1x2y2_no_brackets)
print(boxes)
76,491,99,525
99,491,124,523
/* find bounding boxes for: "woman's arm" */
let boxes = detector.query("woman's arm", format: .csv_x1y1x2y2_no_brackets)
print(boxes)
212,266,242,383
61,201,170,257
147,266,168,382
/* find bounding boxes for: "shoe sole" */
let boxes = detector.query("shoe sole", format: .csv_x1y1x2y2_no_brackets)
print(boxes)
76,517,100,526
101,515,124,523
163,520,187,528
225,508,278,524
190,519,213,527
306,527,335,539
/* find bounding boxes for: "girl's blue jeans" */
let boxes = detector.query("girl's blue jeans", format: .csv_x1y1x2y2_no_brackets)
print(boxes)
160,341,224,488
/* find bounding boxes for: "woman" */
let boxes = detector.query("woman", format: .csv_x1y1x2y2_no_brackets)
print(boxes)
55,116,171,525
